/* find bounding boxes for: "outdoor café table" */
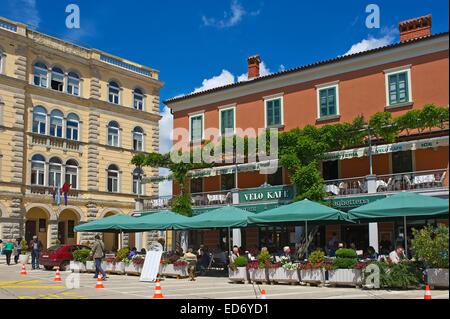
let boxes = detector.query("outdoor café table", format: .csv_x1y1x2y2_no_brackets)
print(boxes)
324,184,340,196
376,180,388,191
413,174,435,187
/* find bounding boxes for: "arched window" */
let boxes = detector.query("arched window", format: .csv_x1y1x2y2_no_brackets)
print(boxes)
31,154,45,186
108,81,120,104
67,72,80,96
132,167,144,195
133,88,144,110
50,110,64,138
0,48,5,74
48,157,62,187
33,62,48,87
51,67,64,91
32,106,47,134
107,164,119,192
107,121,120,147
133,126,144,151
65,159,79,189
66,113,79,141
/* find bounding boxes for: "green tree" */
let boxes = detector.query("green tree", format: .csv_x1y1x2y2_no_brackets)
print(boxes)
411,224,449,269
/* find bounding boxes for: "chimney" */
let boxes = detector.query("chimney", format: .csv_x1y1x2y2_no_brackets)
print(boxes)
247,55,261,79
399,15,432,42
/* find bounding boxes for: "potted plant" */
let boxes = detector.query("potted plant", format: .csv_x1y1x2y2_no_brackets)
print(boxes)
362,260,422,289
18,240,30,264
268,257,301,284
299,250,326,285
125,254,145,275
102,254,116,273
412,224,449,288
247,251,271,283
228,256,249,283
328,248,364,287
161,254,189,278
113,248,130,274
70,248,90,273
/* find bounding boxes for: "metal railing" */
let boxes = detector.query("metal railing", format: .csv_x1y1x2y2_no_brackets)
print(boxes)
143,190,233,210
324,176,368,196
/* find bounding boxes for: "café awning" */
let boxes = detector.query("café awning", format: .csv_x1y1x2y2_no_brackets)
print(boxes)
247,199,352,225
177,206,255,229
129,210,191,231
348,192,449,220
74,214,138,233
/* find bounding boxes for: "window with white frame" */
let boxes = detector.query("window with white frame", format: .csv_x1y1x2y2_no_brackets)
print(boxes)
48,157,63,188
133,126,144,151
51,67,65,92
189,114,204,142
33,62,48,87
220,106,235,136
108,81,120,104
32,106,47,134
65,159,78,189
0,48,5,74
133,88,144,110
317,83,339,118
50,110,64,138
264,96,283,128
385,67,412,106
67,72,80,96
107,164,119,193
107,121,120,147
31,154,45,186
66,113,79,141
132,167,144,195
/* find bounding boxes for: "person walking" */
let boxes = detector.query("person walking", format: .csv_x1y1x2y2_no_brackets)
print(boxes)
184,248,198,281
90,235,107,280
29,236,42,270
13,238,22,264
2,239,14,266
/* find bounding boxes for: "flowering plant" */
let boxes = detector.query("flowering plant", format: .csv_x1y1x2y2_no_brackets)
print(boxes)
246,260,260,270
173,257,188,267
282,262,299,270
105,256,115,263
131,255,144,266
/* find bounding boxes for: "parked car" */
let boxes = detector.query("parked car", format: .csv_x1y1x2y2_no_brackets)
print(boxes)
39,244,90,271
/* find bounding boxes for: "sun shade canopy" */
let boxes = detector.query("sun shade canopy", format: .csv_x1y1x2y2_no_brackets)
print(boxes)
177,206,255,229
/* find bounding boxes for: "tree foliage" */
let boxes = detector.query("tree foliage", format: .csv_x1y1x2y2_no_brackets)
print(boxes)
411,224,449,269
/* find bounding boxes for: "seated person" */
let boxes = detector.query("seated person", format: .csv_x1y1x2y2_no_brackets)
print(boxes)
281,246,293,262
366,246,378,260
389,246,406,264
139,248,147,255
183,248,198,281
128,247,137,259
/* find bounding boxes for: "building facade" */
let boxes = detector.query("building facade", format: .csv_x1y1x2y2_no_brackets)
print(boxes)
0,17,163,250
162,15,449,253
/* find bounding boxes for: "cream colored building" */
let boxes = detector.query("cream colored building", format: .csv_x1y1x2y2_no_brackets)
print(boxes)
0,17,163,251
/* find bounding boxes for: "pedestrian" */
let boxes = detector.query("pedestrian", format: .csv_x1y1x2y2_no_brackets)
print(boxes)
2,239,14,265
90,235,107,280
184,248,198,281
29,236,43,270
14,238,22,264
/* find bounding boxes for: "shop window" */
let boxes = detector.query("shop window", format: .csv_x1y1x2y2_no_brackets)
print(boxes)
392,150,413,174
322,160,339,180
221,173,235,191
190,178,203,194
267,168,283,185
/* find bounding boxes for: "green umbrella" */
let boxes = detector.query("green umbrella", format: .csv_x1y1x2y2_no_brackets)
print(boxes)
177,206,254,229
130,210,191,231
74,214,138,232
348,192,449,253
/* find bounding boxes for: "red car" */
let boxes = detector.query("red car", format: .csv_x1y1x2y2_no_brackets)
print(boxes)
39,244,90,271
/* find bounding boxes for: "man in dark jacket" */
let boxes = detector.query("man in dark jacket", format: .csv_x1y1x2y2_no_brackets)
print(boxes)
29,236,43,270
90,235,107,280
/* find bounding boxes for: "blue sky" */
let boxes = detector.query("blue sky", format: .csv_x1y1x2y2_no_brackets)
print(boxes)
1,0,448,196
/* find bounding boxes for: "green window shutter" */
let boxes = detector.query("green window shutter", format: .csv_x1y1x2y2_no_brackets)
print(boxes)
266,99,281,127
191,116,202,141
221,109,234,135
319,88,336,117
327,88,336,115
388,72,409,105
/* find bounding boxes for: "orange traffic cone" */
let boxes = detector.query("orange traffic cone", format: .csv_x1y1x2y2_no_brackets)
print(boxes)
260,289,267,299
53,267,62,282
424,285,432,300
95,274,105,289
20,264,28,275
152,278,164,299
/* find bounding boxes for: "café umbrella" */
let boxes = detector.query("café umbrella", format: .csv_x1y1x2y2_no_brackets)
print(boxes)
128,210,191,231
348,192,449,253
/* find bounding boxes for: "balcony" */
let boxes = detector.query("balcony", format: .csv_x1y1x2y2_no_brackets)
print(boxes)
143,190,233,210
28,186,80,198
324,169,448,197
30,133,82,152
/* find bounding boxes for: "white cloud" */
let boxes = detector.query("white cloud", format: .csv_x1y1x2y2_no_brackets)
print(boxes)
279,64,286,72
158,168,172,197
158,107,173,196
237,61,271,82
202,0,247,28
6,0,41,28
343,28,397,56
193,69,235,93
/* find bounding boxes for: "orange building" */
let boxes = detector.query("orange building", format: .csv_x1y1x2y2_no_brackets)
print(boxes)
161,15,449,254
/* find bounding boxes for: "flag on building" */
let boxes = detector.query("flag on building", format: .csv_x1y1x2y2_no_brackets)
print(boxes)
61,182,71,206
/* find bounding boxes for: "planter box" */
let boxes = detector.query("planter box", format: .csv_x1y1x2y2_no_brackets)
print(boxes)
161,264,188,278
19,254,30,265
228,267,248,283
114,262,126,274
300,269,325,285
428,268,449,289
125,263,143,275
268,267,300,284
248,268,269,283
86,261,95,273
328,269,362,287
69,261,86,273
102,261,115,273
